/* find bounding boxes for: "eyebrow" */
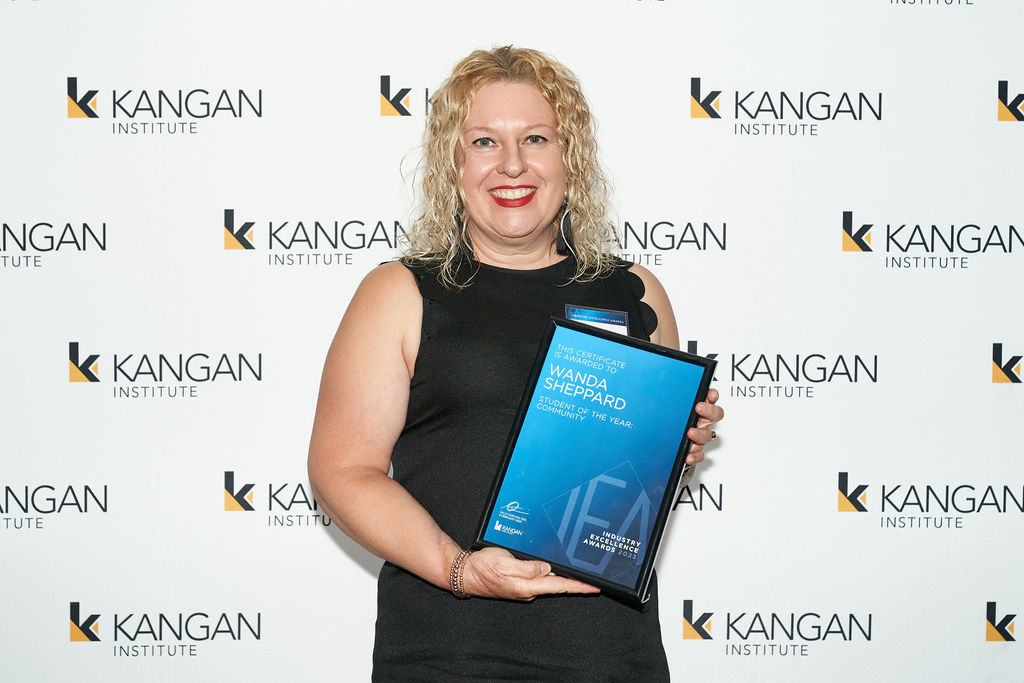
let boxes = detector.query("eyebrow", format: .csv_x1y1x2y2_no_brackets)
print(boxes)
463,122,557,136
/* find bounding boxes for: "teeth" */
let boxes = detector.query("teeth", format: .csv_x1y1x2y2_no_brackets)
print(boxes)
490,188,535,200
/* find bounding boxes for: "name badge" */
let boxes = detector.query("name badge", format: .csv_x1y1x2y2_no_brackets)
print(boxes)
564,305,629,336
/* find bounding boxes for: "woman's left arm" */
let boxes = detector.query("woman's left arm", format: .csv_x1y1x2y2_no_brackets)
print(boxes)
631,264,723,465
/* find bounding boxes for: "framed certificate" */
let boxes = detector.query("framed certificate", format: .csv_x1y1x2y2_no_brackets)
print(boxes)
474,318,717,604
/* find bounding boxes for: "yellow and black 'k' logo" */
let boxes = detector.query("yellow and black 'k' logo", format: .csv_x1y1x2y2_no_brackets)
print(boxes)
690,78,721,119
69,342,99,383
380,75,411,117
842,211,872,252
992,344,1022,384
67,77,99,119
224,209,255,250
838,472,868,512
997,81,1024,122
70,602,100,642
225,471,255,511
987,602,1016,641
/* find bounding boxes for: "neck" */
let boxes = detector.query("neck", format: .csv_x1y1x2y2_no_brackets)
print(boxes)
466,226,564,270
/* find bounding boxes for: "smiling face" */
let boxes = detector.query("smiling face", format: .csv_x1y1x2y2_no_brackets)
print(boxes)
459,81,567,261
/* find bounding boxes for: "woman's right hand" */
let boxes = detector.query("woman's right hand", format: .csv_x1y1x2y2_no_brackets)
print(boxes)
460,547,600,600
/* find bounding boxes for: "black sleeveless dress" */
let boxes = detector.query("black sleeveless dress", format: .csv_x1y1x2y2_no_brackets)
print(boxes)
372,258,671,682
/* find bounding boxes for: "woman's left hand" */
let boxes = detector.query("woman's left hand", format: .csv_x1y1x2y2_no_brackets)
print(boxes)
685,388,723,465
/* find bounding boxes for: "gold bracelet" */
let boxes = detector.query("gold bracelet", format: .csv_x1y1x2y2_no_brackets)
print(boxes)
449,549,473,599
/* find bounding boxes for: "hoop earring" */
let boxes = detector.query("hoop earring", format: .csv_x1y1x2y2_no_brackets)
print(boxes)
555,207,575,256
454,212,474,265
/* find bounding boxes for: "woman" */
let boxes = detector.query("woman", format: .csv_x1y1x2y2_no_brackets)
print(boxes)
308,46,723,680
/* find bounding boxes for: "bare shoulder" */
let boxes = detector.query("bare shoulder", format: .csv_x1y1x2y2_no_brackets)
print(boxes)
346,261,421,328
626,263,679,350
352,260,420,306
334,260,423,377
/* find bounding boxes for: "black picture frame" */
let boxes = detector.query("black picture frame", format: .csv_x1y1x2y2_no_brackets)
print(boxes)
473,318,717,604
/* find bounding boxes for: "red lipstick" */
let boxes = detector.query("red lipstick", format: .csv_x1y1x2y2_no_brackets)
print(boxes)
489,185,537,208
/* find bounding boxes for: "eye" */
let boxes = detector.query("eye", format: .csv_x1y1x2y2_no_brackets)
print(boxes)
472,137,495,147
525,134,548,144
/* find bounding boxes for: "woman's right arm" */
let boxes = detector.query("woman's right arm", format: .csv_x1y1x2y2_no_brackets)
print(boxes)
307,262,598,599
307,262,461,589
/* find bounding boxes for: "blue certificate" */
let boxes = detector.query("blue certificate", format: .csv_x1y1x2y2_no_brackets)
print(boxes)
475,318,717,603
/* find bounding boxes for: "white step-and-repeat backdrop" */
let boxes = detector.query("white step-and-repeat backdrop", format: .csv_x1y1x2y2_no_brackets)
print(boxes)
2,1,1022,680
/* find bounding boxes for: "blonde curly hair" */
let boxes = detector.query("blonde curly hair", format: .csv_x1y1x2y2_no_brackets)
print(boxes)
403,46,616,286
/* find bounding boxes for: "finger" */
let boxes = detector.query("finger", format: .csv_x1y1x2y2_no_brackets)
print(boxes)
685,444,705,465
706,388,719,404
695,400,725,423
524,574,600,596
520,560,552,579
496,558,554,581
688,426,717,445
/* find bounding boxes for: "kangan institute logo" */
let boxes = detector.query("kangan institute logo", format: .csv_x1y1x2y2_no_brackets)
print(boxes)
992,343,1022,384
70,602,100,642
218,208,406,267
62,76,262,136
224,471,255,511
837,207,1021,272
687,76,881,138
987,602,1016,642
690,78,721,119
222,472,331,527
683,599,713,640
65,600,262,657
842,211,872,252
67,77,99,119
997,81,1024,122
380,75,411,117
68,342,100,383
838,472,868,512
223,209,255,250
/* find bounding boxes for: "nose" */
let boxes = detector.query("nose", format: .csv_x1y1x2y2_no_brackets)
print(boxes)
498,143,524,177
